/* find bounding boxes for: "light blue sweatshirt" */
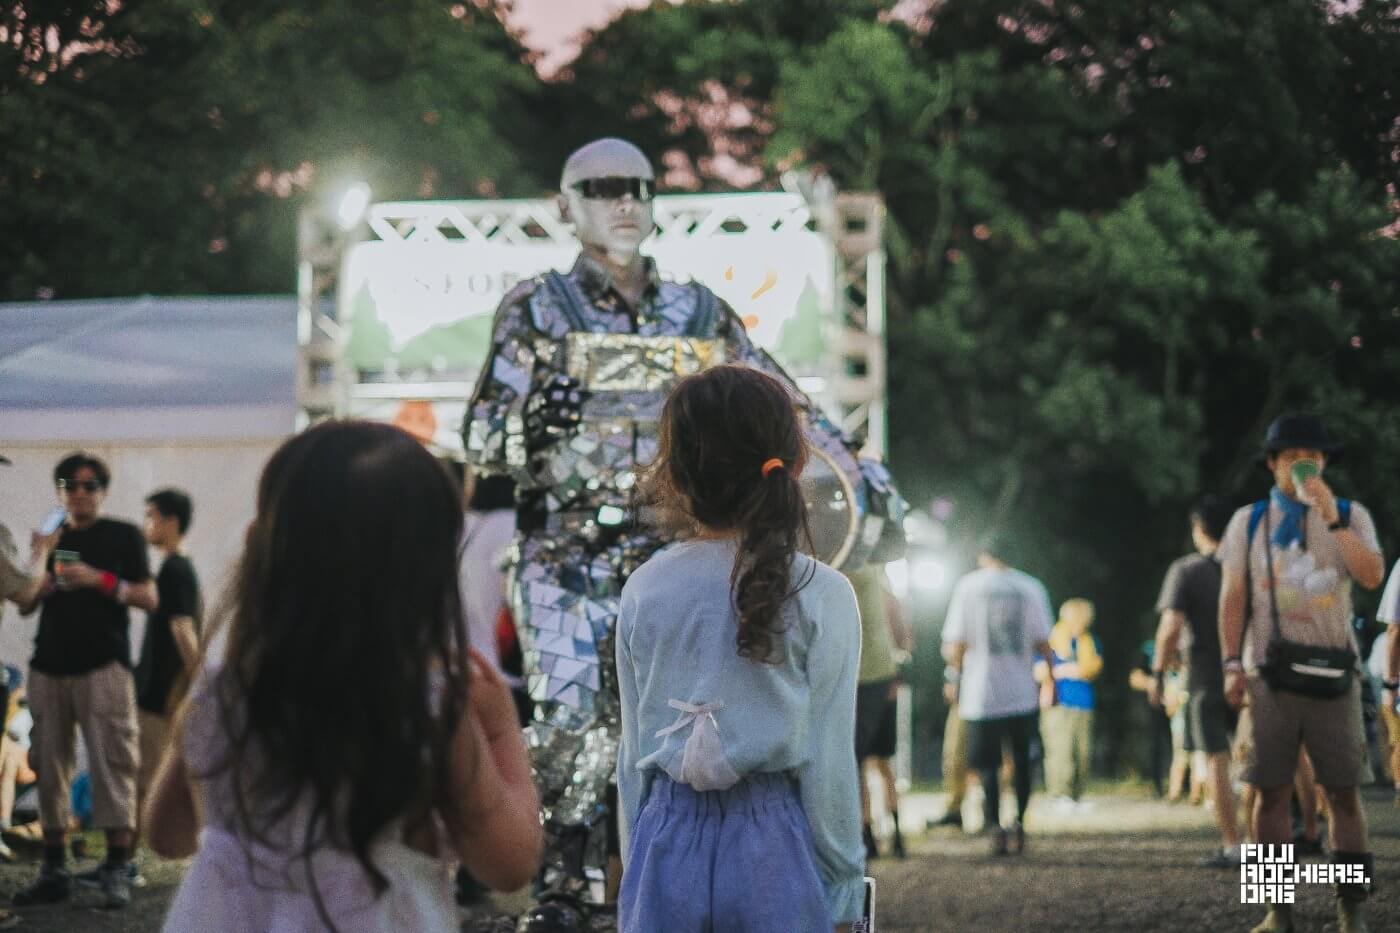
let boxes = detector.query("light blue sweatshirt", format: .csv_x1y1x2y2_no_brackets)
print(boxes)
615,538,865,924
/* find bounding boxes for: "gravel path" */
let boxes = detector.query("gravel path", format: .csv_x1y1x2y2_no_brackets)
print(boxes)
0,788,1394,931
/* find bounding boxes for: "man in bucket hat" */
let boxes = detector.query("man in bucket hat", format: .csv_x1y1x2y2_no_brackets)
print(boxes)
1218,414,1385,933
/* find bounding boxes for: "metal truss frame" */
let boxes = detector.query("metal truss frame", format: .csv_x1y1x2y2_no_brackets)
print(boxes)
297,191,887,452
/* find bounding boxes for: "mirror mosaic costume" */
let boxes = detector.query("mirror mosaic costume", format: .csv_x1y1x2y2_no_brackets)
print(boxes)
462,139,901,932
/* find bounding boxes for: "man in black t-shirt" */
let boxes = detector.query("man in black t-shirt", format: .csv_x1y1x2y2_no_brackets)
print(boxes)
1150,496,1240,868
134,489,200,814
13,453,157,911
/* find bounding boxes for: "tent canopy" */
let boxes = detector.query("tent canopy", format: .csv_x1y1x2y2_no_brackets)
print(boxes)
0,295,297,441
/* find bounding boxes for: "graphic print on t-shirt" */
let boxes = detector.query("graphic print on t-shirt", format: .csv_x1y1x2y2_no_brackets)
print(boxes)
986,590,1026,656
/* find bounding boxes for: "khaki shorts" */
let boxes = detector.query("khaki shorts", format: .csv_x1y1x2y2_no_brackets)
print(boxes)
137,709,172,800
29,661,138,832
1239,675,1363,790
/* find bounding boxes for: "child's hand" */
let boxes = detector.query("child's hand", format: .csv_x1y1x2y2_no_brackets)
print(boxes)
467,648,521,745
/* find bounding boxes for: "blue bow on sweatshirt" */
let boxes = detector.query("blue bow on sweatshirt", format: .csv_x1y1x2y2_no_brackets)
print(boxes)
1270,486,1309,550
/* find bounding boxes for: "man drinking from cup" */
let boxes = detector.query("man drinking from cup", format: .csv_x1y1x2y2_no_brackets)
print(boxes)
13,453,156,911
1218,414,1384,933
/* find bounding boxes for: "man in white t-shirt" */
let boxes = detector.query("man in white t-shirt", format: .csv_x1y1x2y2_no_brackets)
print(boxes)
1218,414,1384,933
941,535,1054,855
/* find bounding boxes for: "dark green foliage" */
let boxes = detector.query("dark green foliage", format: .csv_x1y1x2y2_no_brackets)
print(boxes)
2,0,544,298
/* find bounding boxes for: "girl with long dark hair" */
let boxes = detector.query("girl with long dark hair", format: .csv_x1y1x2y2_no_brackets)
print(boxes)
145,421,541,931
616,365,864,932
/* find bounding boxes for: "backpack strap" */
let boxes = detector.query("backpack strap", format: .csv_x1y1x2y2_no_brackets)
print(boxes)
541,270,593,333
1338,498,1352,528
1242,500,1270,651
1246,499,1269,546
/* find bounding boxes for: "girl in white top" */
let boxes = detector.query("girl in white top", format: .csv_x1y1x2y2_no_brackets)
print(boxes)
617,365,865,932
146,421,542,932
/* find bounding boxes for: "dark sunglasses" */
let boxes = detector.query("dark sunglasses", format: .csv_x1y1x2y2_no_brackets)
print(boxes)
57,479,102,493
570,176,656,202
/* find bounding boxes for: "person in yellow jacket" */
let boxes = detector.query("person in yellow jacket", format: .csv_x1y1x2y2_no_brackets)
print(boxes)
1039,598,1103,806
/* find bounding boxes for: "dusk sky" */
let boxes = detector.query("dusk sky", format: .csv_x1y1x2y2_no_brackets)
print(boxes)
508,0,651,72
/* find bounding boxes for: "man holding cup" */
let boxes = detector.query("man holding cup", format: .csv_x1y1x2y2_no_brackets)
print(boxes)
1218,414,1384,933
12,453,156,911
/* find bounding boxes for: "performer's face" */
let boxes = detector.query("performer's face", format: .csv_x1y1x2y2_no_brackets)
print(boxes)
561,176,655,263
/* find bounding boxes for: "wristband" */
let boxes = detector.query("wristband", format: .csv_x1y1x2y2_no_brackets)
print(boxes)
944,667,960,685
1223,658,1244,674
1384,680,1399,692
99,571,118,597
115,581,129,604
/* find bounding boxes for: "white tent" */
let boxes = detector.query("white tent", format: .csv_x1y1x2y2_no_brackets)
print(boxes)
0,295,297,670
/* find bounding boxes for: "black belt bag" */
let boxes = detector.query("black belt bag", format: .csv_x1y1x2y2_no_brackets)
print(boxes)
1260,639,1355,699
1247,505,1358,699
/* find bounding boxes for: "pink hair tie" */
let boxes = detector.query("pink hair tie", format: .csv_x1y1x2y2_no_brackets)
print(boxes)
761,458,785,478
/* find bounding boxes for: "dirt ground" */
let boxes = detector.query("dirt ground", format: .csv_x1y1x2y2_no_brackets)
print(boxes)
0,787,1394,932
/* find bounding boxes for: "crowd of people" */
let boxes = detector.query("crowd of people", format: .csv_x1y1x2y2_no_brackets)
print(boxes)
0,134,1394,933
0,451,202,920
929,412,1392,933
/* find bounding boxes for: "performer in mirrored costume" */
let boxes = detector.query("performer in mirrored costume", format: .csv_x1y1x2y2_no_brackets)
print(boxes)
463,138,904,933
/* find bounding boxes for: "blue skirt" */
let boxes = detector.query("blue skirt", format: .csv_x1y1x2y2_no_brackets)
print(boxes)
619,772,830,933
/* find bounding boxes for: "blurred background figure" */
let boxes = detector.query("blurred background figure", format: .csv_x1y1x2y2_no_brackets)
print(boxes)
1040,598,1102,809
942,536,1055,856
849,563,913,860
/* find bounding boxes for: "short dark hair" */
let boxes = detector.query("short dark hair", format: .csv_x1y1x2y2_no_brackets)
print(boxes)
54,452,110,489
146,488,193,535
1189,495,1231,543
978,527,1017,566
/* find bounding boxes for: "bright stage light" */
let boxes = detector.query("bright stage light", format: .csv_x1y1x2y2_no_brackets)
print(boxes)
910,555,949,592
336,182,372,231
885,558,910,600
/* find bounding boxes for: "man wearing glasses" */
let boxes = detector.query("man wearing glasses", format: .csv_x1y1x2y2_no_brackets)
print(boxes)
12,452,156,912
465,139,898,932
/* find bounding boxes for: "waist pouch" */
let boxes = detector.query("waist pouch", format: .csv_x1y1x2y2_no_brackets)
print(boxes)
1260,639,1355,699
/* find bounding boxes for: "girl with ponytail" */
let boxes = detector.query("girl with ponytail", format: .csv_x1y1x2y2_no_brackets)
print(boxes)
616,365,865,933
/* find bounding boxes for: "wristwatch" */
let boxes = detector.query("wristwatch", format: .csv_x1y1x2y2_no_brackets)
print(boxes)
1328,512,1350,531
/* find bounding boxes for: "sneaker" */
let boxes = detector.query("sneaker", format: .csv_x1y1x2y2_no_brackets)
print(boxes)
97,861,130,909
862,824,880,860
1010,821,1026,855
76,860,146,889
930,810,964,830
13,862,72,906
1199,846,1242,869
989,826,1009,856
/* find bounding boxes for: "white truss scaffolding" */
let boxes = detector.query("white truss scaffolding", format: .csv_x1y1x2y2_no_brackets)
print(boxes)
297,191,887,452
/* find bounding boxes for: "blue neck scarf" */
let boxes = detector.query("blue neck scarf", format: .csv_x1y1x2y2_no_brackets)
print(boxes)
1269,486,1308,550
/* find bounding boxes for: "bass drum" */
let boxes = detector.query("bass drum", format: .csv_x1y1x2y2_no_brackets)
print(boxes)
798,443,860,570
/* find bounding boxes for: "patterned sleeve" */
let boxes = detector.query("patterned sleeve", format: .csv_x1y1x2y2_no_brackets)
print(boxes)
715,298,855,461
715,295,901,562
462,282,542,487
